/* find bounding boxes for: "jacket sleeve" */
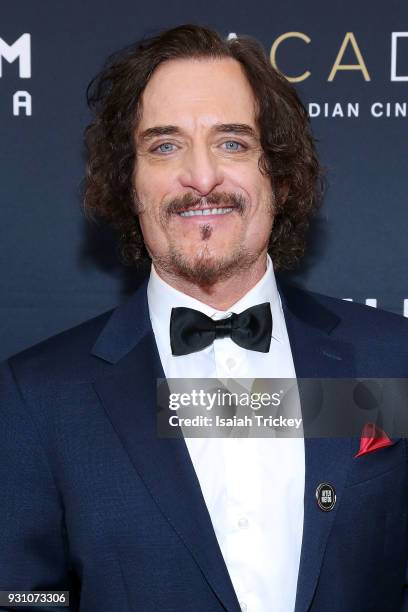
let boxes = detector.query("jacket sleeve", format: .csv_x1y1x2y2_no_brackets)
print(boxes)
402,564,408,611
0,361,76,611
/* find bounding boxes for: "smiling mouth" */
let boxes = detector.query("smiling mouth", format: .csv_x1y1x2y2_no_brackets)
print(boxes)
179,207,234,217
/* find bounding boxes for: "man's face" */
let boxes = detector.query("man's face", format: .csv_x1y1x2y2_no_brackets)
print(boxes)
133,57,275,285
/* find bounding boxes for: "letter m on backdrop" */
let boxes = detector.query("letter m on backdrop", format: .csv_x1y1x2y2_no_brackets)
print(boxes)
0,34,31,78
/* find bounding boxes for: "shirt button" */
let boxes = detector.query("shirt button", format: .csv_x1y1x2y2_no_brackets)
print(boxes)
240,602,248,611
226,357,236,370
238,516,249,529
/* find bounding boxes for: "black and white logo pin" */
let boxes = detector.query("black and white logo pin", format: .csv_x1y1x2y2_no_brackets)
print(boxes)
316,483,336,511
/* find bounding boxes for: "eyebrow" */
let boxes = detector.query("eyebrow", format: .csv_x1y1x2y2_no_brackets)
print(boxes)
138,123,258,143
215,123,258,139
139,125,180,141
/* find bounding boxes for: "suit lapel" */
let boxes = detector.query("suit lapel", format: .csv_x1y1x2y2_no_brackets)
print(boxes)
91,278,358,612
91,281,241,612
280,283,356,612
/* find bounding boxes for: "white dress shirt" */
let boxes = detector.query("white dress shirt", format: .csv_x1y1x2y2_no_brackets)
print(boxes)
147,256,304,612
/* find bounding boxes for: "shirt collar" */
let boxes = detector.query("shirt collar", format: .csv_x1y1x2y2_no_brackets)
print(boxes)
147,255,285,344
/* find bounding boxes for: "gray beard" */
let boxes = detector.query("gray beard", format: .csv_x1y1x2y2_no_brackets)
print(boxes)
152,243,260,287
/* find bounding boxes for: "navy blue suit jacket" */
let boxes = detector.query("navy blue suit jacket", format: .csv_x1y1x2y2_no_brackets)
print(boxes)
1,280,408,611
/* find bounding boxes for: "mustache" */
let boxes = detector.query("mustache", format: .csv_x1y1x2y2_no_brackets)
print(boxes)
164,192,247,218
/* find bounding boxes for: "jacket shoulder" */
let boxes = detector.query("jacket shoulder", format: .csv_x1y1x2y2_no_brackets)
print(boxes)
5,309,115,388
280,281,408,342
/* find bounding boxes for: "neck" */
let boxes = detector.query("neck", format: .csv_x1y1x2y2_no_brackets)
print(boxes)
153,253,268,310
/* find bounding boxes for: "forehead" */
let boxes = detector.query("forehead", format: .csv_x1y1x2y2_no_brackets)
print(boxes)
137,57,257,131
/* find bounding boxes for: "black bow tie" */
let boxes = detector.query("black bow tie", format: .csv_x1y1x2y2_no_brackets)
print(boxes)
170,302,272,356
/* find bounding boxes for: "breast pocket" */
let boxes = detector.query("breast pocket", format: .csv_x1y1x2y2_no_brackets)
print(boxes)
347,438,406,486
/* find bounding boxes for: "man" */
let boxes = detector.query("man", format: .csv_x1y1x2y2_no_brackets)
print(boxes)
1,24,407,612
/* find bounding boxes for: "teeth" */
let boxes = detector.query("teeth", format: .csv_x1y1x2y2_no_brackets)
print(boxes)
180,207,233,217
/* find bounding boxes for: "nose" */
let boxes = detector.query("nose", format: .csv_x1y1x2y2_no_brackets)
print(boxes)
178,143,223,195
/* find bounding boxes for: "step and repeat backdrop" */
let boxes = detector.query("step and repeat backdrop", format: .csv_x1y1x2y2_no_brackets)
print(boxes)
1,0,407,359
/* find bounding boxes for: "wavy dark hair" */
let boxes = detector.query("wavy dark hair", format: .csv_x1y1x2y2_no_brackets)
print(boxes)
84,24,323,270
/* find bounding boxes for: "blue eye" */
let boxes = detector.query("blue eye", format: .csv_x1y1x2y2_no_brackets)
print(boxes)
223,141,243,151
155,143,175,154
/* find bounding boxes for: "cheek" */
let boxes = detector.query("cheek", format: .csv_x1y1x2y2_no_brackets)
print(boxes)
229,163,272,202
134,161,177,210
137,212,167,259
256,176,275,217
134,179,162,221
246,182,274,235
134,158,158,202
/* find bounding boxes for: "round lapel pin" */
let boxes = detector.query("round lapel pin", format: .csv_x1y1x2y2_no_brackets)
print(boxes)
316,483,336,512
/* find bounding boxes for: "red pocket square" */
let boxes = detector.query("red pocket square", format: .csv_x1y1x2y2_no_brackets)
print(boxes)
354,423,393,458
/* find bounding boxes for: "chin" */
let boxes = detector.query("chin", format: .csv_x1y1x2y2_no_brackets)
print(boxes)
154,244,259,287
